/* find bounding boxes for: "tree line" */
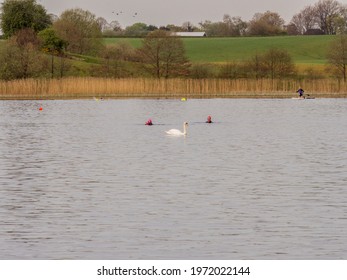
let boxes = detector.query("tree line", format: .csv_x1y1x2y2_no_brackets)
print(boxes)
2,0,347,38
99,0,347,37
0,0,347,81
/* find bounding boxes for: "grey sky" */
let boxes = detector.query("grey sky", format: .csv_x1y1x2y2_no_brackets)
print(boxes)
37,0,341,27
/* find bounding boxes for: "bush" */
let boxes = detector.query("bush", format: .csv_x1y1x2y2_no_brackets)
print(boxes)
190,63,216,78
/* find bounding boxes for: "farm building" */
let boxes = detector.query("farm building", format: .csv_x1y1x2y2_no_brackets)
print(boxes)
173,32,206,37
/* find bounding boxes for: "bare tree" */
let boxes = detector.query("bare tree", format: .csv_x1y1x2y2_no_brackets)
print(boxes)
231,16,248,36
99,45,125,77
97,42,135,77
327,35,347,81
246,54,267,79
96,17,109,32
223,15,247,36
263,48,296,79
109,20,122,32
290,5,317,34
182,21,195,32
314,0,342,34
137,30,190,78
247,48,296,79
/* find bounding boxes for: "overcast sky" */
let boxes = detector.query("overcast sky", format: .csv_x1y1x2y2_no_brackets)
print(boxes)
36,0,343,27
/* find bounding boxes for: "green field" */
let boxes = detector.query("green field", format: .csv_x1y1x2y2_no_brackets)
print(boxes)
0,35,336,77
1,36,335,65
104,35,335,65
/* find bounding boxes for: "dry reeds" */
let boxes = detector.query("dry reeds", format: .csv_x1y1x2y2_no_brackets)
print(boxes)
0,77,347,99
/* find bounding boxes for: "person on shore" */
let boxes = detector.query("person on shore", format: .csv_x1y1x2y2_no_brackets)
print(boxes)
145,119,153,125
206,115,212,123
296,88,304,98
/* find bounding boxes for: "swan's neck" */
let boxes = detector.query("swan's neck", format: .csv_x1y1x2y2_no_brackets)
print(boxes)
183,124,187,135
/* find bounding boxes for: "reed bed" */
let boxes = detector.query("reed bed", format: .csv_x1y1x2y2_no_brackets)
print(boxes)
0,77,347,99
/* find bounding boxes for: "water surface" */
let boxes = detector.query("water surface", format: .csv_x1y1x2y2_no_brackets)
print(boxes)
0,98,346,259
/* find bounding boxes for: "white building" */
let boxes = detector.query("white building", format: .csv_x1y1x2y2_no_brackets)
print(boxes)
173,32,206,37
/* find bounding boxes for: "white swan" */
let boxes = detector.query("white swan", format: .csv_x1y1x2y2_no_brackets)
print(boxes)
166,122,188,136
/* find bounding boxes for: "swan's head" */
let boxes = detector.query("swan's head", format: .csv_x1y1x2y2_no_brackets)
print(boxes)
184,122,188,126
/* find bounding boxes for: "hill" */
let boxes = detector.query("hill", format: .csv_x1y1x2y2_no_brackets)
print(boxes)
0,36,336,78
104,35,335,65
1,36,335,65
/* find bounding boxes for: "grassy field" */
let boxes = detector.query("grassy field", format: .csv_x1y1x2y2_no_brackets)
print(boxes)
1,35,335,66
104,35,335,64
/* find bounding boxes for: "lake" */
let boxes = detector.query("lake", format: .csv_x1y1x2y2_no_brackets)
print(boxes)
0,98,346,259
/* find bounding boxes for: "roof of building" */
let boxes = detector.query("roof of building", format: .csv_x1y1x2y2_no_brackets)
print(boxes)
173,32,206,37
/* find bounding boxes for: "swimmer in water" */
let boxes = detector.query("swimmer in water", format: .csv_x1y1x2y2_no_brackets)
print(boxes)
206,115,212,123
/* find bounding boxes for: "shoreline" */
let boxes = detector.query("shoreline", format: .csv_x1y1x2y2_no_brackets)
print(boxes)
1,94,347,100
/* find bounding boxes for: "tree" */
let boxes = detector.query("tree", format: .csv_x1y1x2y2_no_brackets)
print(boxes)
53,8,102,55
190,63,215,79
247,48,296,79
96,42,135,78
39,28,66,53
333,15,347,34
96,17,109,32
223,15,247,36
98,45,129,78
314,0,342,34
0,0,51,38
290,5,317,35
199,20,229,36
246,54,266,79
199,16,247,37
327,35,347,81
218,62,248,79
110,20,122,32
262,48,296,79
182,21,195,32
137,30,190,78
0,28,48,79
247,11,285,36
113,41,136,61
337,5,347,33
49,13,59,23
38,28,67,78
230,16,248,36
163,24,183,32
286,23,300,35
124,22,149,36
